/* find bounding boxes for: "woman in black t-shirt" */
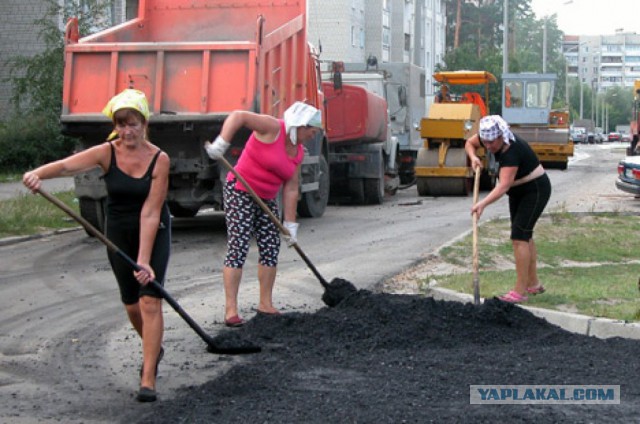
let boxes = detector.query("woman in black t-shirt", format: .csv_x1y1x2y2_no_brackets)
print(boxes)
465,115,551,303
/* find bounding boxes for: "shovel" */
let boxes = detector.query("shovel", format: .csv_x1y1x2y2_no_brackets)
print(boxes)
218,156,357,307
472,167,481,305
36,188,260,355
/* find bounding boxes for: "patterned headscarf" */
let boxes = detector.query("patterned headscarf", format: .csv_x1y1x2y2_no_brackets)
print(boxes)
479,115,514,144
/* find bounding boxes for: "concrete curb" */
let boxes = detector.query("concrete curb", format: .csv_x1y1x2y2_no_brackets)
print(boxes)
0,227,82,247
426,286,640,340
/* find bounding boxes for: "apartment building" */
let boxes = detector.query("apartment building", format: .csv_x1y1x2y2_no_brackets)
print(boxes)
308,0,446,94
564,32,640,93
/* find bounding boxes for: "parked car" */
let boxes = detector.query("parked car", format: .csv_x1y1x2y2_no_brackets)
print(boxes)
608,132,621,142
594,131,605,143
571,129,587,144
616,156,640,196
622,133,632,143
587,132,596,144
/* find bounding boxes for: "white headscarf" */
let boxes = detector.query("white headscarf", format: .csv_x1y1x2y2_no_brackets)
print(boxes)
479,115,514,144
283,102,322,145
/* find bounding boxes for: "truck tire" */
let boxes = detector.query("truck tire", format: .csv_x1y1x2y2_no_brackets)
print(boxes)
79,198,106,236
348,179,365,204
168,202,199,218
364,150,385,205
298,156,329,218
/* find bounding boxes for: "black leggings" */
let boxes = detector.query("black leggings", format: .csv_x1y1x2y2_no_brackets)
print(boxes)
223,179,281,268
508,174,551,241
106,220,171,305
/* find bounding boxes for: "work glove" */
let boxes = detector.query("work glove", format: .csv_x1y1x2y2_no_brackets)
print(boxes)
283,221,299,247
205,135,230,160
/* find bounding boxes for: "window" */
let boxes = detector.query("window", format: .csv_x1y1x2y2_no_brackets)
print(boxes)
382,28,390,48
351,26,356,47
505,82,523,108
525,81,552,109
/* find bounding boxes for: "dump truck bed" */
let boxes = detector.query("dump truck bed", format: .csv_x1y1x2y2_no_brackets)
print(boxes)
62,0,314,124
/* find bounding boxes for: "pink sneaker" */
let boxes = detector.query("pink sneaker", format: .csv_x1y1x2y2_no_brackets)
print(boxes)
498,290,528,303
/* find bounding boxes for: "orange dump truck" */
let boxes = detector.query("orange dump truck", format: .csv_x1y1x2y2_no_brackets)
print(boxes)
61,0,329,229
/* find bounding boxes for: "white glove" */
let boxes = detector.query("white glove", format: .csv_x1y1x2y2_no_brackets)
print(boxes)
205,135,230,160
283,221,299,247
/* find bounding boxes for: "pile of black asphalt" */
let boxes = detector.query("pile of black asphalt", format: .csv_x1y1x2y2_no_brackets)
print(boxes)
132,290,640,423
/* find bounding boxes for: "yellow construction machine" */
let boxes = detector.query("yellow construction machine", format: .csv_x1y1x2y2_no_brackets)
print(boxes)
502,73,573,170
415,71,497,196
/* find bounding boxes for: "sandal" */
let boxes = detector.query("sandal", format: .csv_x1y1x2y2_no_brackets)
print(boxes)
498,290,528,303
224,315,245,328
527,284,545,295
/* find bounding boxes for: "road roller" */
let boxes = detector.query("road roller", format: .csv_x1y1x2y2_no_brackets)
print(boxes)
415,71,497,196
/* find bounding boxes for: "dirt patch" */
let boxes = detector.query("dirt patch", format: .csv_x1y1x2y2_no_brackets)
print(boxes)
128,290,640,423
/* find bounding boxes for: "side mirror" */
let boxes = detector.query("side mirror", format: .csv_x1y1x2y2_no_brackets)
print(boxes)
398,86,407,107
332,61,344,91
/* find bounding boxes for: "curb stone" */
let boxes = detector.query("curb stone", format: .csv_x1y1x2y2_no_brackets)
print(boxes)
0,227,82,247
426,286,640,341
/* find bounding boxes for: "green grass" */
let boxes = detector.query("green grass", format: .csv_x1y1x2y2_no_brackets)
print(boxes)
424,213,640,322
0,190,80,238
0,173,22,183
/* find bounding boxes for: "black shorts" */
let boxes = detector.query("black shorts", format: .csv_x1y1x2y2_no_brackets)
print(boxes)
508,173,551,241
106,218,171,305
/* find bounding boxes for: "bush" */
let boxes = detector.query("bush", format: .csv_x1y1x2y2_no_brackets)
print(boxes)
0,113,76,172
0,0,110,173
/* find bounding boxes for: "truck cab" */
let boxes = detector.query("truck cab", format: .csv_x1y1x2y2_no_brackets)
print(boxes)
502,73,573,170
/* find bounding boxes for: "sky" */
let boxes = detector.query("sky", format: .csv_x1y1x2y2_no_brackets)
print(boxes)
530,0,640,36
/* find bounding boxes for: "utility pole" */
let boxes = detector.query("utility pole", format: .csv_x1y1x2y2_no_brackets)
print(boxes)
542,19,547,73
503,0,508,74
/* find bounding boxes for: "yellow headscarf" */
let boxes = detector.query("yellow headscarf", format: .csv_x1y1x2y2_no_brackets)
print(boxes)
102,88,150,120
102,89,150,140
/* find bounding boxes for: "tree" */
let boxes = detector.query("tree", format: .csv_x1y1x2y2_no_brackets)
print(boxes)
0,0,111,171
441,0,572,113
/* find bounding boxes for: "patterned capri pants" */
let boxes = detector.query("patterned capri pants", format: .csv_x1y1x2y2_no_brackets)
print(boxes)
223,179,281,268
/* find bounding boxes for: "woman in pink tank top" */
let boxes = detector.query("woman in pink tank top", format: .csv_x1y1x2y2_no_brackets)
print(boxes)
205,102,323,327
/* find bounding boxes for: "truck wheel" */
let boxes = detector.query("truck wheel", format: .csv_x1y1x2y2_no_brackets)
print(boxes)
79,198,106,236
364,150,385,204
298,156,329,218
348,179,365,204
364,177,384,204
168,202,199,218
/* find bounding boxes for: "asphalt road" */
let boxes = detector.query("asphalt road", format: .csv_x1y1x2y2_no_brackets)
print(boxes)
0,142,637,422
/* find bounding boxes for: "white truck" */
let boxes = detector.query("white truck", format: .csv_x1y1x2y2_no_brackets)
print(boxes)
338,61,426,185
